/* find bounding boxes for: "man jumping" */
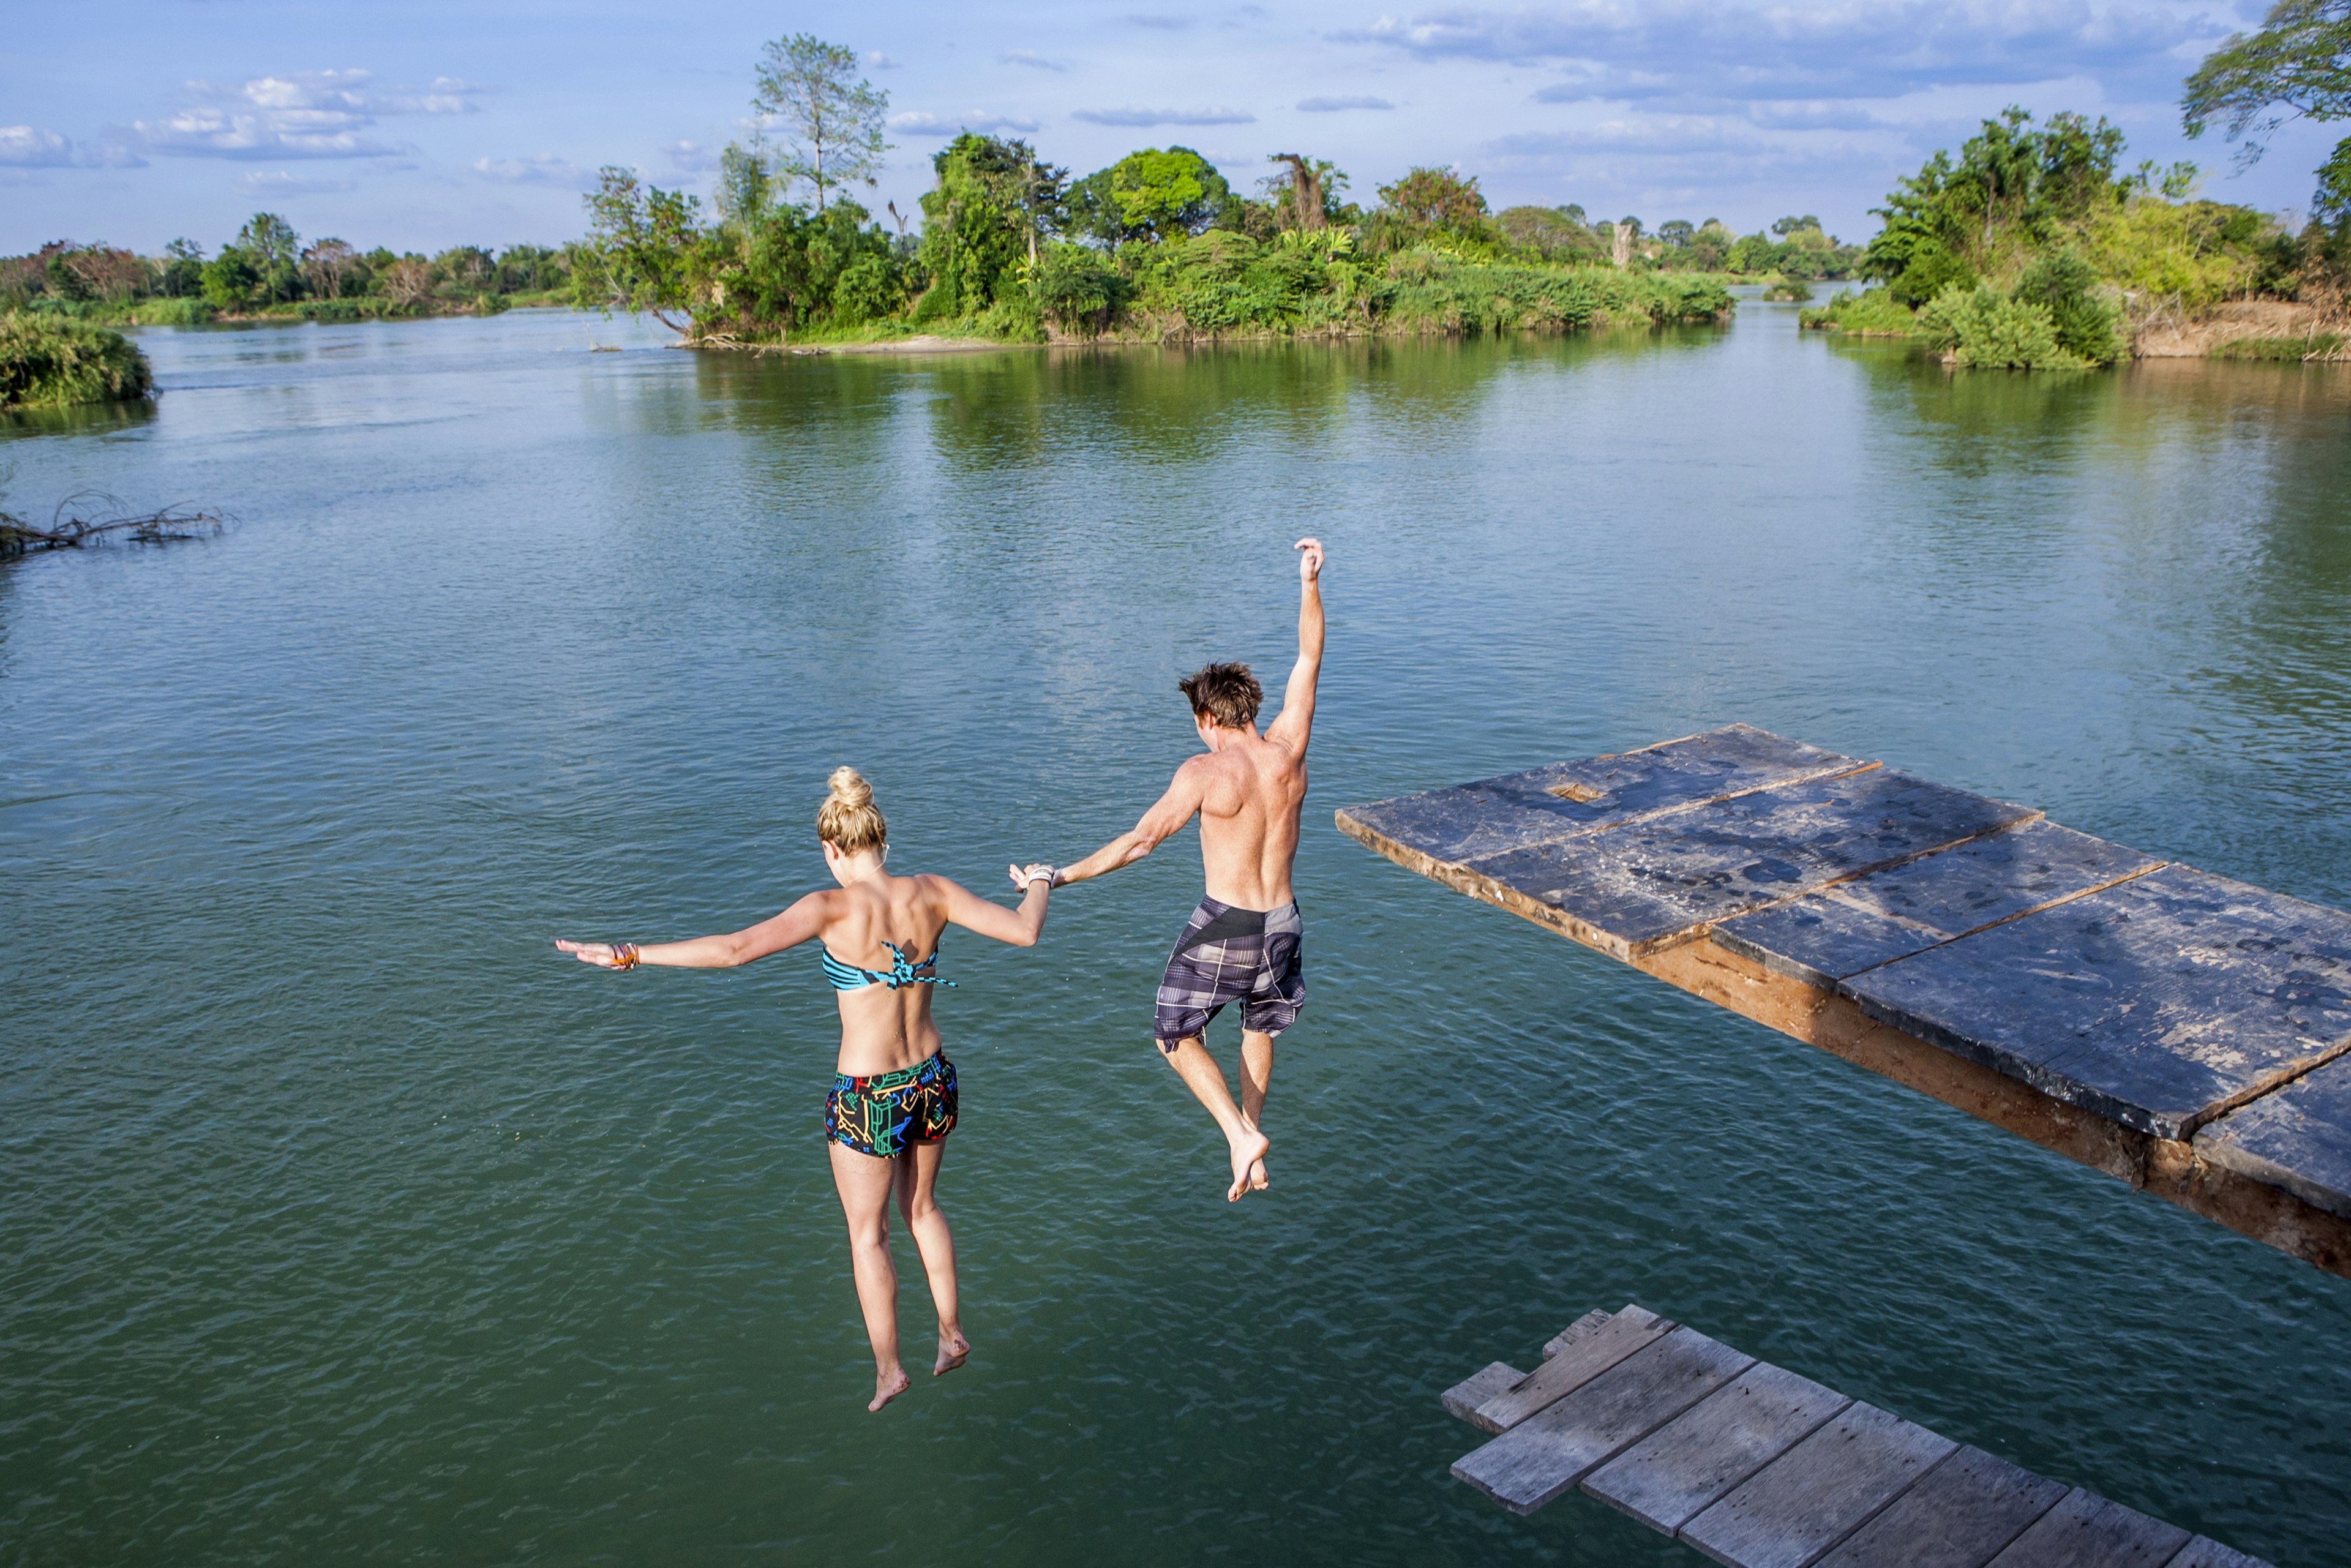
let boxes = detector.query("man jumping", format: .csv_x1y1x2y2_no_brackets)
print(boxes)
1052,538,1325,1202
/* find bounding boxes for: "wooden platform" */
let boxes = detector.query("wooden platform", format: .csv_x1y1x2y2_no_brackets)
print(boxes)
1337,726,2351,1279
1443,1305,2271,1567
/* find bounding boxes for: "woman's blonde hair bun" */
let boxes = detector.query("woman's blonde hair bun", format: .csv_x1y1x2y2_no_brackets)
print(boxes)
818,766,887,853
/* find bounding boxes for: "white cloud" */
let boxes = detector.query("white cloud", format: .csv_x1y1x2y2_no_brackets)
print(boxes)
864,52,903,69
1071,105,1256,126
1001,49,1068,71
119,70,489,161
0,125,146,168
889,110,1044,137
472,153,588,186
664,140,719,173
1342,1,2223,103
1297,95,1395,111
238,168,358,194
0,127,75,167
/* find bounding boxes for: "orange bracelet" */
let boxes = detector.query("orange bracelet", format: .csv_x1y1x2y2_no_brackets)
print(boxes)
612,942,641,969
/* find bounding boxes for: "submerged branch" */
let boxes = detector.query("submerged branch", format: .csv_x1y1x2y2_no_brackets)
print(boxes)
0,490,230,559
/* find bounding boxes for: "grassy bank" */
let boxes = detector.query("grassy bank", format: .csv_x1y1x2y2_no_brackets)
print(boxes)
1,314,154,408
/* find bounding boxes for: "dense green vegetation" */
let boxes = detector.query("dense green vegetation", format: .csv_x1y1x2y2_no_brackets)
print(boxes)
1802,106,2345,367
1808,9,2349,369
2183,0,2351,288
0,313,154,408
1,218,575,326
571,34,1806,347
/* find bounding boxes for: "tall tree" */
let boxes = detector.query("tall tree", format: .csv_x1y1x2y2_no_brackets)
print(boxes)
1267,154,1345,230
237,212,301,302
2182,0,2351,231
751,35,892,207
574,167,703,331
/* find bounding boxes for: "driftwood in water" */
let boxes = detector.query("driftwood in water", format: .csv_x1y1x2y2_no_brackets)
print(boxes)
0,489,227,558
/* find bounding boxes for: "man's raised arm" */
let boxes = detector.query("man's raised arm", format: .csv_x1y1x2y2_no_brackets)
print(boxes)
1055,762,1209,886
1264,537,1325,754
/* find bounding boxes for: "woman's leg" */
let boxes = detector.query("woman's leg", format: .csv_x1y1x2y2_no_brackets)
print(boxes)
895,1141,969,1375
829,1139,911,1411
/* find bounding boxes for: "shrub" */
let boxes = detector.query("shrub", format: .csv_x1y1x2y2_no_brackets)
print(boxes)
2008,249,2125,364
1799,287,1920,335
132,298,212,326
830,252,902,324
0,313,156,407
1035,244,1130,335
1916,283,2088,369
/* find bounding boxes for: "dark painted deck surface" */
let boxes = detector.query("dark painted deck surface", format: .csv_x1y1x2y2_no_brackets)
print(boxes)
1338,726,2351,1236
1442,1305,2268,1567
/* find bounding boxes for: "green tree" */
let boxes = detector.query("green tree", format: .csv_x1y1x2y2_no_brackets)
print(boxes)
1107,147,1231,241
1862,108,2124,302
236,212,302,302
574,167,703,330
917,133,1033,313
1377,166,1490,230
2183,0,2351,249
751,34,892,207
200,248,260,310
160,238,204,298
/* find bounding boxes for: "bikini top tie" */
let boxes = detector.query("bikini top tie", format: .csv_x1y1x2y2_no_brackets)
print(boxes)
820,940,954,992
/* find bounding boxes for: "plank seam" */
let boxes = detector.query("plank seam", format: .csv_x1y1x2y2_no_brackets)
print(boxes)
1827,854,2171,986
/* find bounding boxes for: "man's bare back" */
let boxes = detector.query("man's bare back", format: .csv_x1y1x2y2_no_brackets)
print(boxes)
1054,539,1325,1202
1186,729,1308,910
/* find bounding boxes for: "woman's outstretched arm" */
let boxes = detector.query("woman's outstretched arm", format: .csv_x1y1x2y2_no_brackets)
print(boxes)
557,890,833,970
929,866,1054,948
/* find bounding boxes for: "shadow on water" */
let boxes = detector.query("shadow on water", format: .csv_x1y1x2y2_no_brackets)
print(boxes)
2,398,161,443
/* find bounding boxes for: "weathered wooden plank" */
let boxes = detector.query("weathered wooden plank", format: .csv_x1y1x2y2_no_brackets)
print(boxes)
2164,1536,2275,1567
1543,1307,1616,1359
1338,724,1867,867
1982,1488,2190,1567
1716,821,2161,988
1463,770,2037,959
1813,1446,2068,1568
1581,1361,1851,1532
1442,1362,1524,1425
1846,865,2351,1139
2193,1052,2351,1221
1472,1304,1669,1433
1679,1401,1957,1568
1453,1328,1755,1515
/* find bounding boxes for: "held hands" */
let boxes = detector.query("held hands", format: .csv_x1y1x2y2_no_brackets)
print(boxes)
1295,536,1324,583
1008,862,1059,893
555,939,636,969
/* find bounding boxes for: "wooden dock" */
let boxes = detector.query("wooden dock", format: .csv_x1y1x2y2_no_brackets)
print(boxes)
1337,726,2351,1278
1443,1305,2271,1566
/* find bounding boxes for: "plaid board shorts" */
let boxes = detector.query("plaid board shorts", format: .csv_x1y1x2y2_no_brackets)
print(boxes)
1153,897,1305,1051
824,1052,957,1158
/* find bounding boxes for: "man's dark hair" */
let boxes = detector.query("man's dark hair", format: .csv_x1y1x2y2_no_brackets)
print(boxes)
1179,661,1262,730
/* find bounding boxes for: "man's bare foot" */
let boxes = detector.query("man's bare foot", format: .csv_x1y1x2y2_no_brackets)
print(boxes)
934,1330,970,1378
869,1366,911,1412
1248,1156,1270,1193
1226,1127,1272,1202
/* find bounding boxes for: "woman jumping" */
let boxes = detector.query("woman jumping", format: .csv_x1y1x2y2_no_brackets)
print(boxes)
557,767,1055,1412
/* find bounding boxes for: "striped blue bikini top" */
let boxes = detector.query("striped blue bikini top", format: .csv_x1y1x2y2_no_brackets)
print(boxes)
820,940,954,993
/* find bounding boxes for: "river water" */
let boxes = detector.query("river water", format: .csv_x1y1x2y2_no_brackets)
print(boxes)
4,302,2349,1566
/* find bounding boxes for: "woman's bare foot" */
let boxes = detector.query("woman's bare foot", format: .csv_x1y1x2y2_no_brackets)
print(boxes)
1226,1127,1272,1202
934,1329,970,1377
1248,1156,1270,1193
869,1365,912,1412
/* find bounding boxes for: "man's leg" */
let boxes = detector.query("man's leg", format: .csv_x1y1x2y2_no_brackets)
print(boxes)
1160,1033,1271,1203
1238,1029,1274,1193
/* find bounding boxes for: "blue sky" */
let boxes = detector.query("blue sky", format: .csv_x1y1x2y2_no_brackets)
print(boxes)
4,0,2343,255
